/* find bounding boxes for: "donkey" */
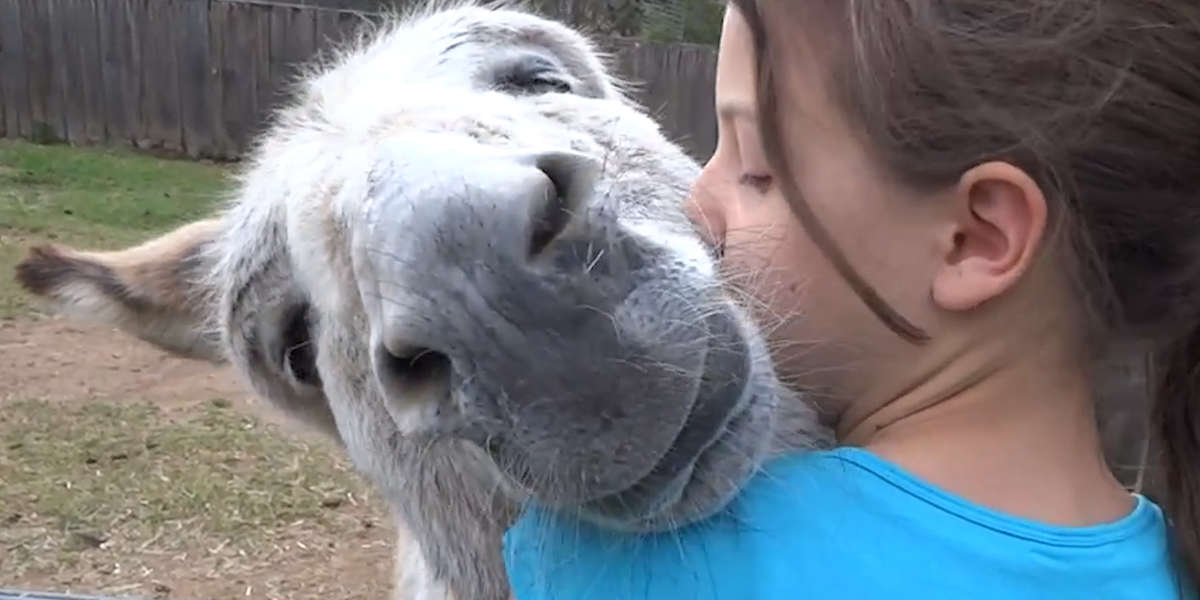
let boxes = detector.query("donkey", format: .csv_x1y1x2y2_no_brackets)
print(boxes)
14,2,830,598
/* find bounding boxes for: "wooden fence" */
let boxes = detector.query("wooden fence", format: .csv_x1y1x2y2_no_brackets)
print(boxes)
0,0,718,160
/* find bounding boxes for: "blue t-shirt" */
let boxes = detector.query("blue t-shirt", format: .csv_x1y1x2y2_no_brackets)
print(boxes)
503,447,1193,599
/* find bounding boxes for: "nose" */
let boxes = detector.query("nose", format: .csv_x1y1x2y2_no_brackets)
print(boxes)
684,163,729,258
353,136,732,503
521,150,601,257
353,140,604,426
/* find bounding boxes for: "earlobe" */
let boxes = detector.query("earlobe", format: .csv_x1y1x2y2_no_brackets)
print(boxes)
931,162,1048,312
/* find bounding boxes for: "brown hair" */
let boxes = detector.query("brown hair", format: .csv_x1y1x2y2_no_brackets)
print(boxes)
728,0,1200,587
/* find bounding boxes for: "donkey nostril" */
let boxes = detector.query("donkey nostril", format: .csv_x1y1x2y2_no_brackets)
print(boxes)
524,150,598,257
528,184,573,256
375,345,452,396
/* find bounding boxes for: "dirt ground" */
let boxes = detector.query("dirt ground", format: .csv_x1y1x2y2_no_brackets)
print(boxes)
1,315,398,600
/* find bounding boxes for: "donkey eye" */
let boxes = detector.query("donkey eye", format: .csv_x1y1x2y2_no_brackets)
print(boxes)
499,71,573,95
529,76,572,94
496,53,574,95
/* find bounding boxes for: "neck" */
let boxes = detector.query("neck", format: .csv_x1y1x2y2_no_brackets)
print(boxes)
839,331,1133,527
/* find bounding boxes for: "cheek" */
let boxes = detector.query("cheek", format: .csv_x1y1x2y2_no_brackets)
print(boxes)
716,195,887,392
718,201,833,342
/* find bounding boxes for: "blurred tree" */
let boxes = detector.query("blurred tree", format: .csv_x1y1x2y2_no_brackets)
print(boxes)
640,0,722,44
530,0,644,37
640,0,686,42
531,0,722,45
262,0,723,46
679,0,723,45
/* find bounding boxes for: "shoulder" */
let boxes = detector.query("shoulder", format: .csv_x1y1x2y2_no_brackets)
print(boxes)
503,447,1188,600
502,449,900,599
735,446,898,509
719,447,950,556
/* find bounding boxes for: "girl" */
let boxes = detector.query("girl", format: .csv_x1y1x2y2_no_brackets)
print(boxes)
504,1,1200,598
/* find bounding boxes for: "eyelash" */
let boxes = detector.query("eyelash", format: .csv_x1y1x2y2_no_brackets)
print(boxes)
738,173,773,193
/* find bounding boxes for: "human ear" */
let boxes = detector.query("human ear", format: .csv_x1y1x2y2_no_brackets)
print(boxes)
931,161,1048,311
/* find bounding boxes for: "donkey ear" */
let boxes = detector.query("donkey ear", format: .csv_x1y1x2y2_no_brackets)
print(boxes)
14,219,226,363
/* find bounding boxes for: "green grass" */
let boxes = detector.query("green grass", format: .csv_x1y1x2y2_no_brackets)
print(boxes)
0,397,383,587
2,399,356,537
0,139,232,317
0,141,393,597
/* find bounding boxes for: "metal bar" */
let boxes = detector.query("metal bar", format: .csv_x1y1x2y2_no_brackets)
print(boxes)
0,589,139,600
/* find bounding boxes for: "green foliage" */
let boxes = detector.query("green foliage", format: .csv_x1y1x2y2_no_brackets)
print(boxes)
527,0,641,37
640,0,686,42
634,0,724,45
679,0,723,45
0,140,228,237
0,139,229,317
529,0,723,45
246,1,727,45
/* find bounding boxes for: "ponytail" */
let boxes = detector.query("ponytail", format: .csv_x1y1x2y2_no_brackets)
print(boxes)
1153,324,1200,590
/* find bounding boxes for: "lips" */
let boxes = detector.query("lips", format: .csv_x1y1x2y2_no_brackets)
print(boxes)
541,306,758,530
578,390,758,531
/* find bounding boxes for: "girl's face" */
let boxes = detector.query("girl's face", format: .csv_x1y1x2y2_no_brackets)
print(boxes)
687,7,952,412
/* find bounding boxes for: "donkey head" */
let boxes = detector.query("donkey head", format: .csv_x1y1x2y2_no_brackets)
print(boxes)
16,3,829,598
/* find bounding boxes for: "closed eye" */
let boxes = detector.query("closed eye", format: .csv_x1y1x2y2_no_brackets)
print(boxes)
738,173,773,194
526,75,572,94
495,53,574,95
